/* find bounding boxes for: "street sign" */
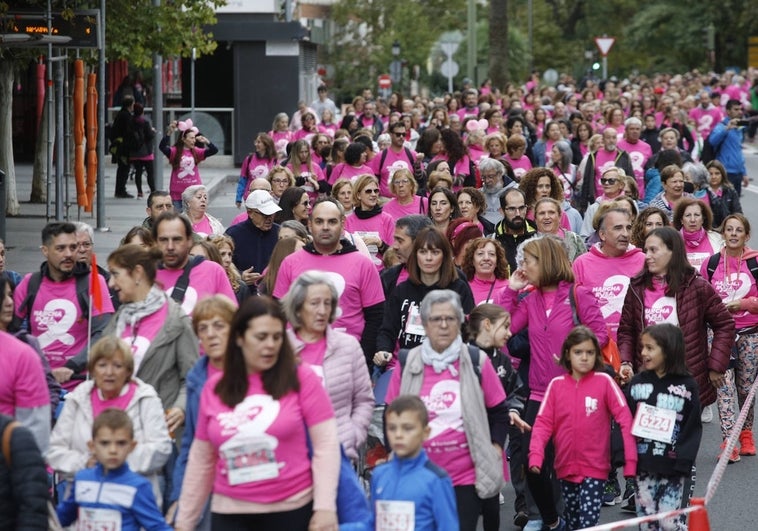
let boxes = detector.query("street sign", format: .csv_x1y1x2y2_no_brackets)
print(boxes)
440,60,459,78
2,10,99,48
440,41,459,57
594,37,615,57
378,74,392,89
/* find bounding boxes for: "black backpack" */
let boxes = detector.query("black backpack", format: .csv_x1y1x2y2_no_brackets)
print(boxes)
164,255,205,304
705,253,758,283
700,128,726,165
18,272,90,320
125,120,145,152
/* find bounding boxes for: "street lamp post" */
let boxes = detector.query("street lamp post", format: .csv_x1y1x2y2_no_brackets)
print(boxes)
390,40,402,93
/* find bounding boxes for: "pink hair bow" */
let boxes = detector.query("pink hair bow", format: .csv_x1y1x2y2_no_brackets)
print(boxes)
177,119,199,135
465,119,489,133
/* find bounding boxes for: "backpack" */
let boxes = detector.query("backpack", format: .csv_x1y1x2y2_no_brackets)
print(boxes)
165,255,205,304
18,272,90,320
567,284,622,373
700,126,727,164
125,121,145,152
705,253,758,283
397,343,484,381
376,147,426,189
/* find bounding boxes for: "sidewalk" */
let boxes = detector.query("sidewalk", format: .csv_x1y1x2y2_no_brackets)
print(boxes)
4,158,238,276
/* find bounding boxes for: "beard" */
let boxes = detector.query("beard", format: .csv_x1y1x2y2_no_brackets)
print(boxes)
504,216,525,231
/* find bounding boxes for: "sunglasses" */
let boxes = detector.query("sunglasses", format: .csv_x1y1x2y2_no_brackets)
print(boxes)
392,132,406,137
600,178,617,185
363,188,380,194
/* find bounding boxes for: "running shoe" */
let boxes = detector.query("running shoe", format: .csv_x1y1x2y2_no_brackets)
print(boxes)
602,477,621,506
739,430,756,456
718,440,741,463
620,478,636,513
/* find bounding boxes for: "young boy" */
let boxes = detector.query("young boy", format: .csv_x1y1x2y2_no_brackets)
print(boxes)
56,408,171,531
370,395,458,531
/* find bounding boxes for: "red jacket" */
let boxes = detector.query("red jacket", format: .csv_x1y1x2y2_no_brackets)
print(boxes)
529,372,637,480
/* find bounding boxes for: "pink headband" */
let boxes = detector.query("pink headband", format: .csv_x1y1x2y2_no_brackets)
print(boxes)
177,118,199,136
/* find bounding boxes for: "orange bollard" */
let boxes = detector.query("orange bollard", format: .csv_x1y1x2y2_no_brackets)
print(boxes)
688,497,711,531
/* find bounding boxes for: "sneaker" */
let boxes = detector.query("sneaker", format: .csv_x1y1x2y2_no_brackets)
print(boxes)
523,519,543,531
739,430,756,456
718,440,741,463
701,405,713,423
620,493,636,514
546,517,567,531
513,511,529,528
115,192,135,199
137,193,144,199
602,477,621,506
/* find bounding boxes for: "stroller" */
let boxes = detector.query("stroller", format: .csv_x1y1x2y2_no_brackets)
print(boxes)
356,368,392,491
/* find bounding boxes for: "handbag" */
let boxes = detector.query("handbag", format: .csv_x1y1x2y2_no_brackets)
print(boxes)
2,421,63,531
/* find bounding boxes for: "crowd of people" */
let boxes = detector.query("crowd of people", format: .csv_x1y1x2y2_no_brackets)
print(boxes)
1,68,758,530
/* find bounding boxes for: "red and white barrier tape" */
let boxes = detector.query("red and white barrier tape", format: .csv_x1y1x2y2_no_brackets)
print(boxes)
578,505,699,531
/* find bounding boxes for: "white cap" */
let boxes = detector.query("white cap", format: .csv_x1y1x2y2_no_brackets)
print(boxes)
245,190,281,215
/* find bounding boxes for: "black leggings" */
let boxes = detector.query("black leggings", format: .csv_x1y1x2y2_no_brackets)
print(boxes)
211,501,312,531
455,485,500,531
524,399,562,525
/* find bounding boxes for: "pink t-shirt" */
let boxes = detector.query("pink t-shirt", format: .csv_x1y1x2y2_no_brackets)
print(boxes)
505,155,532,181
469,146,488,165
272,249,385,340
683,232,717,270
192,216,214,238
292,129,317,144
700,255,758,329
617,139,652,190
195,365,334,502
643,278,679,326
156,260,237,315
382,196,428,222
0,331,50,414
91,381,137,418
384,356,506,486
344,211,395,248
287,163,325,203
120,302,169,372
14,273,114,388
371,148,418,197
689,106,724,139
268,130,293,157
169,147,208,200
327,163,373,185
296,336,327,385
230,211,249,226
592,149,622,197
469,276,509,305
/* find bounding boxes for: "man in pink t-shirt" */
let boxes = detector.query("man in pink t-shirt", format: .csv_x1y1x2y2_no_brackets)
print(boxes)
689,91,724,140
153,212,237,315
371,122,422,197
573,209,645,340
616,117,652,194
13,222,114,390
273,199,385,366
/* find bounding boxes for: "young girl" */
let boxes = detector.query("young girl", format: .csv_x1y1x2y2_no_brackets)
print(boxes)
159,119,218,212
466,304,529,530
626,323,702,530
529,326,636,531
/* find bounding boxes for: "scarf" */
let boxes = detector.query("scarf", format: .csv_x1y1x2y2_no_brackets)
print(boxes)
114,285,167,337
681,227,706,248
420,335,463,376
353,204,383,220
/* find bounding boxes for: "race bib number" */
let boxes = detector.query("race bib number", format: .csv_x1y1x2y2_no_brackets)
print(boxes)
632,403,677,444
376,500,415,531
222,437,280,486
78,507,122,531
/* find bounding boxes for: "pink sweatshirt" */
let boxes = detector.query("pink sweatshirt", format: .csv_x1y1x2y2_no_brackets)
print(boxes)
529,372,637,481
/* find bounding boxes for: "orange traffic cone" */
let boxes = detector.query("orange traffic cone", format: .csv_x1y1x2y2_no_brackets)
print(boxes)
688,497,711,531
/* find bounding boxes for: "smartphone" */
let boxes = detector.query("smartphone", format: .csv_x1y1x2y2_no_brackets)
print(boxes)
737,120,750,127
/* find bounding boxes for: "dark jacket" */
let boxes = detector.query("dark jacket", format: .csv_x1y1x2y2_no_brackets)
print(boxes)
225,219,280,274
0,415,50,530
617,269,735,406
578,149,634,212
625,371,702,475
705,186,742,229
471,343,526,416
492,219,538,273
128,115,156,159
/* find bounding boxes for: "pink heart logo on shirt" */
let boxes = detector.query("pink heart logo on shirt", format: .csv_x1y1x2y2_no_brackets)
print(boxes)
611,283,625,296
660,306,673,318
441,391,456,409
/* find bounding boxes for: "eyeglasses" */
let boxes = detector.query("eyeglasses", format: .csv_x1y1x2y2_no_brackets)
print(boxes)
482,173,500,180
392,132,406,137
394,179,410,185
272,178,289,185
363,188,380,194
504,205,527,213
428,315,458,326
600,178,617,185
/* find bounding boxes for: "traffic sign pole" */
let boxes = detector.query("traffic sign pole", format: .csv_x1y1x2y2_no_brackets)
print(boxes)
594,36,615,80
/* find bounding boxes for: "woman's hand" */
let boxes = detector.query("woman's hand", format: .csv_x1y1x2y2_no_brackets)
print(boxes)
725,299,742,312
373,351,392,366
165,407,185,435
196,135,209,144
509,412,531,433
308,509,338,531
52,367,74,383
529,466,541,474
508,268,529,291
709,370,726,388
167,121,177,135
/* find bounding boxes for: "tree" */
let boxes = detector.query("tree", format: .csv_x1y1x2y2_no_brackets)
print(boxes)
488,0,509,89
0,0,224,215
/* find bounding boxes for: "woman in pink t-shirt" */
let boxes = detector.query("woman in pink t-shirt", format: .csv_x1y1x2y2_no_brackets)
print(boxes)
461,238,510,305
344,175,395,268
287,139,326,204
174,297,339,531
268,113,293,161
183,184,225,238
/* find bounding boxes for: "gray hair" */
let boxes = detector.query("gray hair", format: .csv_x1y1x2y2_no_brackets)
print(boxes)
182,184,207,212
682,162,709,190
419,289,464,326
624,116,642,128
395,215,434,239
478,157,505,176
73,222,94,244
279,220,310,241
281,270,339,329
